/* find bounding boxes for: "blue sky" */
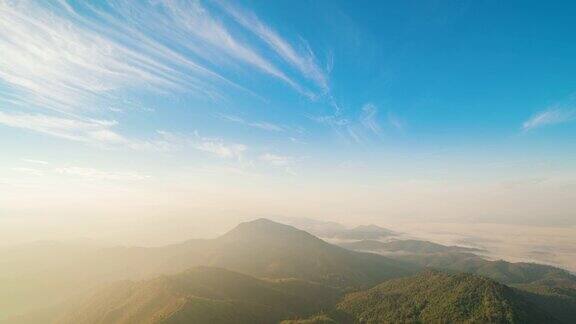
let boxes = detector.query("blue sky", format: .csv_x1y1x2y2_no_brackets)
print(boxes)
1,0,575,240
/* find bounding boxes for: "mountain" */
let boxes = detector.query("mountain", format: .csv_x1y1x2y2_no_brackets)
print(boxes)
166,219,415,288
270,216,348,238
0,219,415,321
516,284,576,323
340,238,576,322
339,239,483,254
270,217,398,241
389,252,576,323
281,314,339,324
60,266,342,324
394,252,575,285
5,218,576,323
337,270,559,323
330,224,396,240
0,219,414,321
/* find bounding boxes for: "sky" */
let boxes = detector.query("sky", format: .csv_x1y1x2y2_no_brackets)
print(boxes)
1,0,575,245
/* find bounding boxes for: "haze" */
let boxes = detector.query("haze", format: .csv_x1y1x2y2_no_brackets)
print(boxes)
0,1,576,322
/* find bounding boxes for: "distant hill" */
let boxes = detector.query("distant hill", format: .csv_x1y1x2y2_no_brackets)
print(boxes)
60,266,342,324
329,224,397,240
270,216,348,238
339,239,483,254
271,217,397,241
391,252,576,323
394,252,575,285
337,270,559,323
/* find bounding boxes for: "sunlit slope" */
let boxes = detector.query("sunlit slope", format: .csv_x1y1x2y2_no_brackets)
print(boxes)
340,238,576,323
337,270,559,323
60,266,341,324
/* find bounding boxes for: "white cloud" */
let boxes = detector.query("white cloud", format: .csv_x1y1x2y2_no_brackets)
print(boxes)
54,166,149,181
313,104,404,143
137,1,291,83
359,103,382,137
0,0,331,159
0,111,119,142
0,110,175,151
11,167,44,176
22,158,49,165
219,114,285,132
0,0,321,118
219,1,328,93
157,130,247,160
387,112,404,131
522,108,575,131
259,153,292,167
0,0,197,113
194,137,247,159
11,159,149,181
259,153,297,175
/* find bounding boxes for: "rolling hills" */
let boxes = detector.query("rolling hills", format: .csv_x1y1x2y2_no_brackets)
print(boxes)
3,218,576,323
337,270,559,323
60,266,342,324
64,268,568,324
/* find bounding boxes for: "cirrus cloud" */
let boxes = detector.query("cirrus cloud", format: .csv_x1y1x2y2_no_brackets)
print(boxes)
522,108,575,131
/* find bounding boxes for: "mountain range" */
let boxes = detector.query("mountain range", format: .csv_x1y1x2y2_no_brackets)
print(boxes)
339,239,483,254
2,218,575,323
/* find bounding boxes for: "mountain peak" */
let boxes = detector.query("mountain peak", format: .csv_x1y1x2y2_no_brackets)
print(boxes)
232,218,297,232
352,224,392,232
218,218,321,243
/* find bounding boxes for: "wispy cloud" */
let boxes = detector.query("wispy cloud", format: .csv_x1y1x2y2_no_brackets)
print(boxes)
0,110,250,158
0,111,119,142
11,162,148,181
259,153,292,167
219,1,329,94
0,0,323,117
193,136,247,160
0,0,330,160
21,158,49,165
0,0,204,113
259,153,297,175
11,167,44,176
359,103,383,138
128,0,304,92
157,130,247,160
311,103,399,144
386,111,404,131
218,114,285,132
0,111,174,151
54,166,150,181
522,108,575,131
